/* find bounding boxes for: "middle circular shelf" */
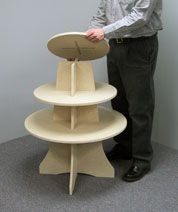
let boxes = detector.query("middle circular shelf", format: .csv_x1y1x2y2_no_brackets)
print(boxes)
34,82,117,106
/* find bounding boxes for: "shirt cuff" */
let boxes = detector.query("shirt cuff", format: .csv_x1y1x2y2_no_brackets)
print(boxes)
102,19,127,38
102,25,114,35
102,25,118,39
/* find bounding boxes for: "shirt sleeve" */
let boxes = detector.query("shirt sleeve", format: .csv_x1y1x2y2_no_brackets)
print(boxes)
88,0,107,29
103,0,158,36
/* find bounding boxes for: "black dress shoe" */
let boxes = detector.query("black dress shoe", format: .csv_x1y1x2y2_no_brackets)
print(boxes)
122,159,151,182
106,146,132,160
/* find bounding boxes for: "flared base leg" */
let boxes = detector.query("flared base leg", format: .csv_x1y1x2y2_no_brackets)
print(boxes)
39,142,114,195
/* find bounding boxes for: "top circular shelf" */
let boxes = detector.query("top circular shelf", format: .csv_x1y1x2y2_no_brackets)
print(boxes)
47,32,110,60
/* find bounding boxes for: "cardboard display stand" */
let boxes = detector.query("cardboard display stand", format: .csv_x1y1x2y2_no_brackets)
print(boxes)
25,32,127,195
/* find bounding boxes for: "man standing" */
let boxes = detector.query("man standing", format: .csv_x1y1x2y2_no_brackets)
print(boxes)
86,0,162,182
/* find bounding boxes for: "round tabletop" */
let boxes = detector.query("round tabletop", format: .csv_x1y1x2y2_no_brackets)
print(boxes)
47,32,110,60
25,106,127,144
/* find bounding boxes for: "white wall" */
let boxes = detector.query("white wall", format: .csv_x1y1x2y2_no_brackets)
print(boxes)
152,1,178,150
0,1,178,150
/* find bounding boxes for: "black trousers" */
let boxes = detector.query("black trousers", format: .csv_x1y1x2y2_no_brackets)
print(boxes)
107,34,159,163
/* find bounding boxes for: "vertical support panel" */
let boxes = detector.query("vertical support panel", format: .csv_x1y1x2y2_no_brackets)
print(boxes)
77,105,99,123
71,106,77,129
76,62,95,91
56,61,71,90
70,61,77,129
53,106,70,122
56,60,96,91
77,142,114,177
69,144,78,195
71,61,77,96
39,143,71,174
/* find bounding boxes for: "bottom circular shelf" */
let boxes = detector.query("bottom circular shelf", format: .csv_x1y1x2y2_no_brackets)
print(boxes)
25,106,127,144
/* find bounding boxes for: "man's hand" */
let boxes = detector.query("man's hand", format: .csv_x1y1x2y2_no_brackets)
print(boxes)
85,28,104,42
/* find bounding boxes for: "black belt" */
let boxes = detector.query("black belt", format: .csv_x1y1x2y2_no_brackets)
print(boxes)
110,33,157,44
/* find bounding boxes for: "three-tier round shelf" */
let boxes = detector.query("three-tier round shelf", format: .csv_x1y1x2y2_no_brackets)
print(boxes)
25,32,127,195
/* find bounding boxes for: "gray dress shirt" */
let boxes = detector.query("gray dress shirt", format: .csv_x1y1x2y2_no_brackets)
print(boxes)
89,0,163,39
